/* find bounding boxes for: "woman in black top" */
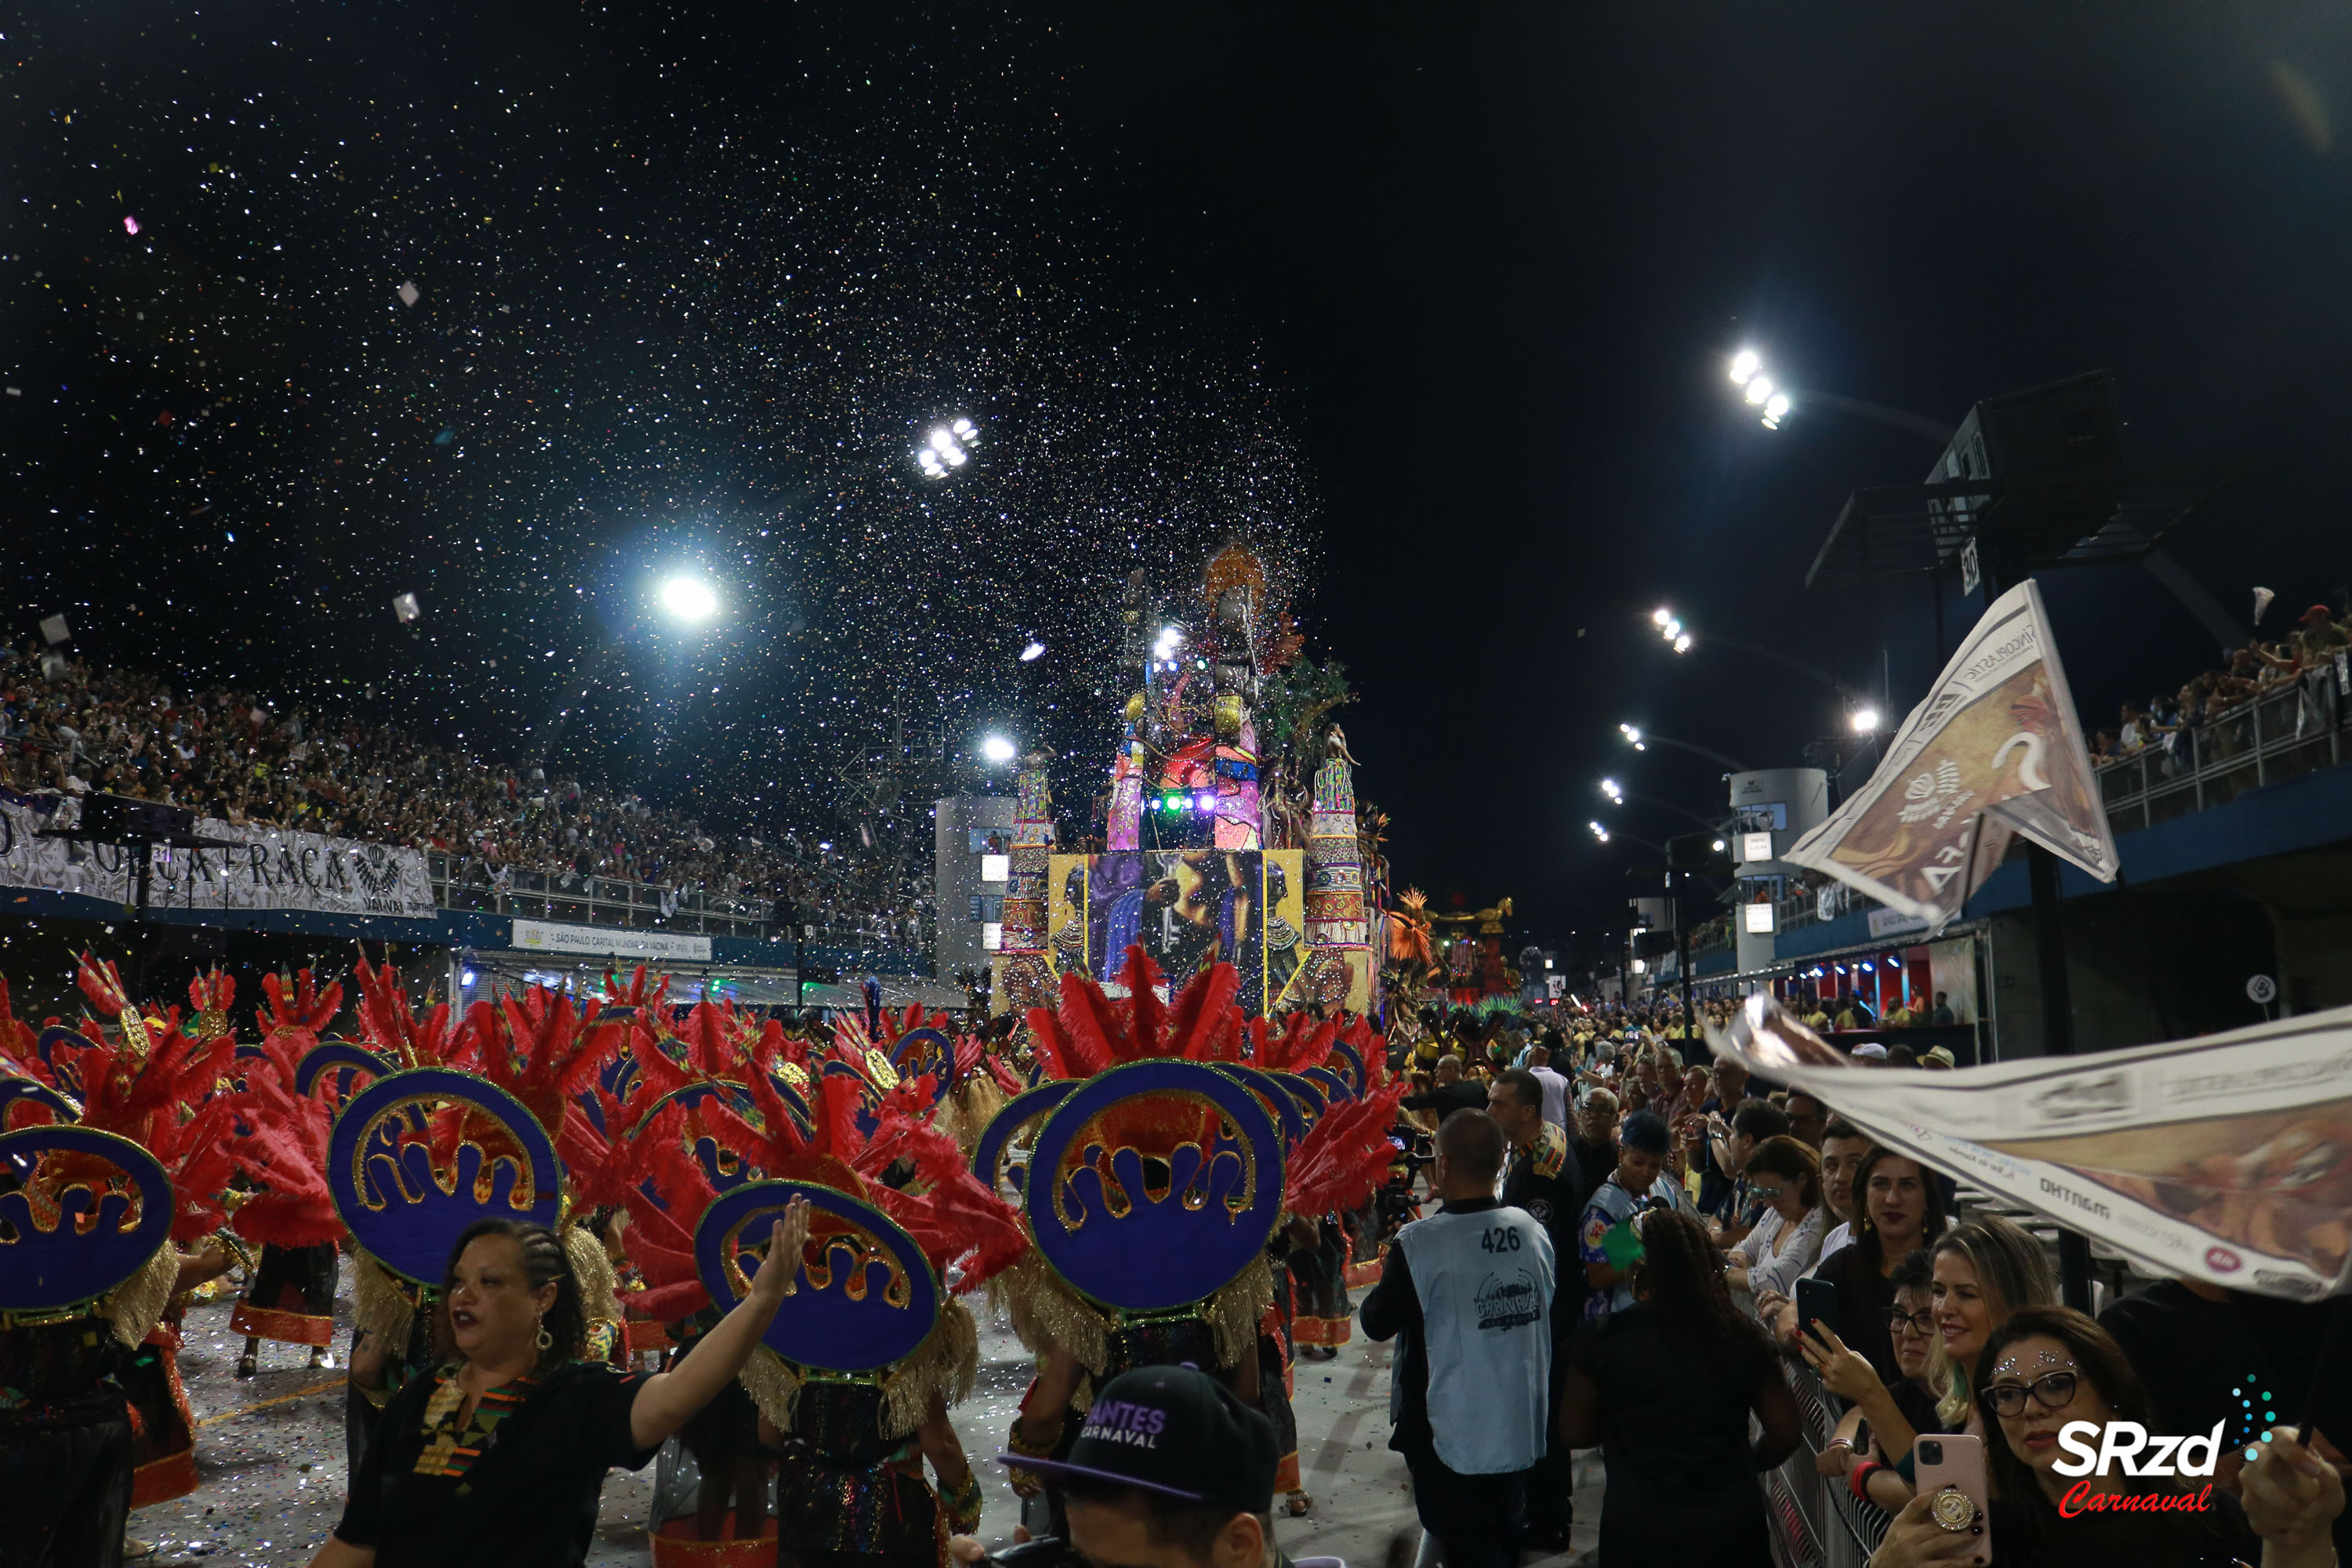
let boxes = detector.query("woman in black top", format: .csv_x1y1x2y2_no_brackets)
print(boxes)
312,1203,808,1568
1869,1306,2339,1567
1778,1148,1948,1380
1560,1207,1801,1566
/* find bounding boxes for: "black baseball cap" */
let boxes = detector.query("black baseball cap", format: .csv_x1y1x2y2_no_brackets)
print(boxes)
997,1364,1278,1516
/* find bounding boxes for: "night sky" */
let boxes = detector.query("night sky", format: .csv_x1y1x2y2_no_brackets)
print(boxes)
11,3,2352,956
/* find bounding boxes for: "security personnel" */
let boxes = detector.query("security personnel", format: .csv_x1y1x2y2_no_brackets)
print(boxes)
1360,1109,1555,1568
1489,1068,1584,1552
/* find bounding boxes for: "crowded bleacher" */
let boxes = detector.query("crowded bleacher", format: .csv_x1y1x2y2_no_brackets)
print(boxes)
0,641,927,942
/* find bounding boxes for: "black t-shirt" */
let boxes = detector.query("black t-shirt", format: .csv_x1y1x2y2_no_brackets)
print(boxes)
1568,1306,1776,1557
334,1359,655,1568
1401,1080,1486,1123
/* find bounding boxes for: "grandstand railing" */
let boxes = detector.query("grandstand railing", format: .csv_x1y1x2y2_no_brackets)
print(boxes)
2093,666,2347,835
1737,1285,1893,1568
426,853,931,955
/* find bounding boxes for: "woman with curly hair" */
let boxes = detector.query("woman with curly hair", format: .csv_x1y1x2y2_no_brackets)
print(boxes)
1559,1206,1801,1565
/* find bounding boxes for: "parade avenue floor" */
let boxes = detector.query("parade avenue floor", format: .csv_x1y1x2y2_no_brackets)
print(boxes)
142,1278,1603,1567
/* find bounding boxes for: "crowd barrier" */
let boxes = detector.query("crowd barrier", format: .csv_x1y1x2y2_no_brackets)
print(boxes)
1762,1356,1893,1568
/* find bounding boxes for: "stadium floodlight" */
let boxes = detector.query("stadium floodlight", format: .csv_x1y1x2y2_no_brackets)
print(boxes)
916,417,979,479
1851,707,1881,734
1620,723,1646,750
1726,350,1792,430
1588,821,1610,843
979,733,1017,765
1599,779,1624,804
659,576,719,622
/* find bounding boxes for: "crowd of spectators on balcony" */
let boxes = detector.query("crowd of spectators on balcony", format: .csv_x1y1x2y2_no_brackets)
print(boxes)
2090,599,2348,762
0,641,929,945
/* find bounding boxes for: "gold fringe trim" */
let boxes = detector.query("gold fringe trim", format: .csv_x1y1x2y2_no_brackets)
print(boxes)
880,1295,978,1439
352,1250,416,1349
739,1345,805,1433
936,1077,1005,1160
992,1250,1109,1376
565,1221,623,1327
990,1248,1271,1388
1204,1255,1275,1373
101,1243,179,1349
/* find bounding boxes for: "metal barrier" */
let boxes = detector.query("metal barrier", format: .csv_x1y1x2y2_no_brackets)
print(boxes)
1763,1356,1893,1568
2094,669,2347,835
425,852,933,956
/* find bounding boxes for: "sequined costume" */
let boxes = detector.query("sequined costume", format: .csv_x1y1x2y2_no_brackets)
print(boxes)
775,1378,947,1568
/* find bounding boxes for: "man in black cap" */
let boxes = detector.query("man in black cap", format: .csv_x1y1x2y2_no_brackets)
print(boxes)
1000,1363,1287,1568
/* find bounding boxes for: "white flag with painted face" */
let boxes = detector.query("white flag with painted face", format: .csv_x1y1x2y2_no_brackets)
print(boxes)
1711,995,2352,1300
1781,579,2117,932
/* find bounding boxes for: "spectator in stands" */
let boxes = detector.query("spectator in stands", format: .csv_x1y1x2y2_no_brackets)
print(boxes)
1777,1148,1948,1381
1726,1136,1828,1300
1570,1088,1621,1197
1884,1044,1918,1069
1813,1119,1873,1264
1559,1207,1800,1566
1927,991,1956,1027
1871,1307,2338,1568
1806,1249,1938,1489
1925,1216,2060,1434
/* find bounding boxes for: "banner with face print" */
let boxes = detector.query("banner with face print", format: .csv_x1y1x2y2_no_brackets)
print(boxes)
1781,579,2117,931
1711,995,2352,1301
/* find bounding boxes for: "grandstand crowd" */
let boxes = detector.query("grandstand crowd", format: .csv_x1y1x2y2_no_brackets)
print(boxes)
0,641,927,941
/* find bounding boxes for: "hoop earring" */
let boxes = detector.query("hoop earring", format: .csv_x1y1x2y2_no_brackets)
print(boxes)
535,1319,554,1352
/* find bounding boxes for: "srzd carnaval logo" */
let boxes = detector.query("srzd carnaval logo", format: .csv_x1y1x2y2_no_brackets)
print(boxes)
2051,1421,2227,1519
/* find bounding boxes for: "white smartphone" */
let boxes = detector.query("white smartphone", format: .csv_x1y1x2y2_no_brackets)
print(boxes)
1912,1432,1991,1566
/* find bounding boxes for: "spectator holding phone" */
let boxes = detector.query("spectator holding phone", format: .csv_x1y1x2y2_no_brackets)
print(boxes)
1773,1148,1948,1380
1806,1250,1938,1506
1867,1307,2337,1567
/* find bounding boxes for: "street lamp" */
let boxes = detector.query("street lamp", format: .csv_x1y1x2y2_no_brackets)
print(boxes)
1617,723,1752,773
1647,605,1868,703
1588,820,1610,844
1599,778,1723,831
1726,348,1793,430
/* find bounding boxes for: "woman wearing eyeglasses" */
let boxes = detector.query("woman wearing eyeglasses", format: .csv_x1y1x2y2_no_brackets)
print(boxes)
1803,1250,1936,1495
1725,1136,1828,1299
1868,1307,2339,1566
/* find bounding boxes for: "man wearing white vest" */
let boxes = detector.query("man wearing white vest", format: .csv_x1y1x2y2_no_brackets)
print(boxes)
1359,1109,1555,1568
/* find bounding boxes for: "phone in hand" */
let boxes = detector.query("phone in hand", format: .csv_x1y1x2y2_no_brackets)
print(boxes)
1913,1434,1991,1566
1795,1277,1839,1348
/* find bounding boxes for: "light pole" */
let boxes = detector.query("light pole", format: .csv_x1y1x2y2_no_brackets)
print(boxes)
1617,724,1752,774
1599,778,1721,832
1587,819,1664,854
1652,606,1872,706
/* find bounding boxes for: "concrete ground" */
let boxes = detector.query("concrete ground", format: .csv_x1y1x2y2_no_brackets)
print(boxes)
146,1276,1601,1567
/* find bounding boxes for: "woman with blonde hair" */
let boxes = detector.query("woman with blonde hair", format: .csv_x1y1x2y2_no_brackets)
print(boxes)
1926,1216,2060,1432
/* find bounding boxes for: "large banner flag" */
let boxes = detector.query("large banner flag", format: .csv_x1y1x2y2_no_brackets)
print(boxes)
1781,579,2117,932
1713,995,2352,1300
